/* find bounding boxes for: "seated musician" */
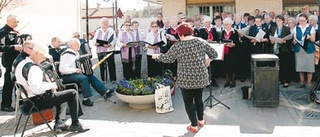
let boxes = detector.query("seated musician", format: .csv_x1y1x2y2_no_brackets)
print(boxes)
15,40,84,131
15,43,89,132
59,38,114,106
48,37,63,62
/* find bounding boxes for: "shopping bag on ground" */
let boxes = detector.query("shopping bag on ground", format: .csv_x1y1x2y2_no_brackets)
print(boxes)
155,84,174,113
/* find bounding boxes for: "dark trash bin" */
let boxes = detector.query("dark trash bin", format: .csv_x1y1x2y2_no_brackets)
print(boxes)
251,54,279,107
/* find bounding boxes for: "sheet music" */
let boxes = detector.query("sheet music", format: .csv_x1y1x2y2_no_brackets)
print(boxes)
269,36,282,43
166,34,178,42
208,43,224,60
294,37,304,46
255,29,266,42
282,34,292,40
243,29,266,42
236,26,250,35
269,34,292,43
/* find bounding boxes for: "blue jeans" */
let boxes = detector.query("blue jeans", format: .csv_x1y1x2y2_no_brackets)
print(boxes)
62,73,106,98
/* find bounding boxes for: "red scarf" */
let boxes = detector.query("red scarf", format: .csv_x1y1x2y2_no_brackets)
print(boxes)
169,27,178,44
205,28,214,41
223,30,233,55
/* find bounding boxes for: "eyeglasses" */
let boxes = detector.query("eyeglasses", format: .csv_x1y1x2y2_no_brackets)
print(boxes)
125,24,131,26
73,35,80,38
298,20,306,22
181,17,186,19
26,46,33,50
151,26,158,28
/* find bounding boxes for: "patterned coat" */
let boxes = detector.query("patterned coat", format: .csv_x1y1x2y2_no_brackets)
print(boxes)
158,37,217,89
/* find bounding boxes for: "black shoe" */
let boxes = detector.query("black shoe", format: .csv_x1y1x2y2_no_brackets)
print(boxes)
70,123,90,132
54,121,69,133
299,84,306,89
1,106,15,112
224,82,230,87
240,79,245,82
103,89,115,99
283,83,289,88
230,82,236,88
82,99,93,106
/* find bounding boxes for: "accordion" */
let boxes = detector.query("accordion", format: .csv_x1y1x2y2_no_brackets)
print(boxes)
16,34,32,45
76,54,94,76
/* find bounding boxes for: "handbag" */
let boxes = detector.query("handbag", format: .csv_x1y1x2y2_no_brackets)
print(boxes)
155,84,174,113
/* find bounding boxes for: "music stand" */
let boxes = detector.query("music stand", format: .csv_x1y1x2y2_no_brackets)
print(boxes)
203,64,230,109
103,55,116,104
203,42,230,110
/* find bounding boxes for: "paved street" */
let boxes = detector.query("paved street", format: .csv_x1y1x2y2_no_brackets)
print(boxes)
1,47,320,136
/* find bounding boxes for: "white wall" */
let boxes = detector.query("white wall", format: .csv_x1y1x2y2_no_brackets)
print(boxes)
1,0,81,45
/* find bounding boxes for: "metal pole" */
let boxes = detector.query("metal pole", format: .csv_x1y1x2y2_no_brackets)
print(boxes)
112,0,115,31
115,0,118,32
86,0,89,47
85,0,92,54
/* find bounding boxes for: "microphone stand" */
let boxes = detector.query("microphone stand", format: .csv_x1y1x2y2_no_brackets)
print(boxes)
203,61,230,110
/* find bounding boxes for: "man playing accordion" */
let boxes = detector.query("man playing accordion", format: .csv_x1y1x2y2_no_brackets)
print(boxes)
15,42,89,132
59,38,114,107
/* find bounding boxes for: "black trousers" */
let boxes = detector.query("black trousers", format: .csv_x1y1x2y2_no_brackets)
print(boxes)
1,65,14,108
134,55,142,79
181,88,204,127
278,51,295,83
98,52,116,82
122,61,134,80
147,55,162,77
24,89,80,124
237,44,251,79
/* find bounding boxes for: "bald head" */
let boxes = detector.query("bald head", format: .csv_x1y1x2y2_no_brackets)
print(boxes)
7,14,19,29
23,40,36,55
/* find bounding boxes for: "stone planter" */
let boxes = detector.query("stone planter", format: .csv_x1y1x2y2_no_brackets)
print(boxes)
115,92,155,109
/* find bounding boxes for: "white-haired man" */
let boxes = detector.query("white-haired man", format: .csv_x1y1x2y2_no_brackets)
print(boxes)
59,38,114,106
0,14,22,112
15,42,89,132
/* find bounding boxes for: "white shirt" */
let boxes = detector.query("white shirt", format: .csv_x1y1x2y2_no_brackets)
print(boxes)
293,24,316,44
116,30,135,48
15,58,57,98
59,48,79,75
132,29,143,41
145,30,167,55
92,27,116,52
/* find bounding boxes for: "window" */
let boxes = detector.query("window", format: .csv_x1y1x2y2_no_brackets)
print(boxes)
199,6,210,16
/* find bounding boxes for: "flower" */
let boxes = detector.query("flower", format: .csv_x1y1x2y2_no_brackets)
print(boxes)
116,77,174,96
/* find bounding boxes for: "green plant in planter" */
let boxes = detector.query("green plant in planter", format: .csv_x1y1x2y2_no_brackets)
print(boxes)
116,77,174,96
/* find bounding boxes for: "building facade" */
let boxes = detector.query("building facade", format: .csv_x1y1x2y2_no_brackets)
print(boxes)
161,0,318,18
